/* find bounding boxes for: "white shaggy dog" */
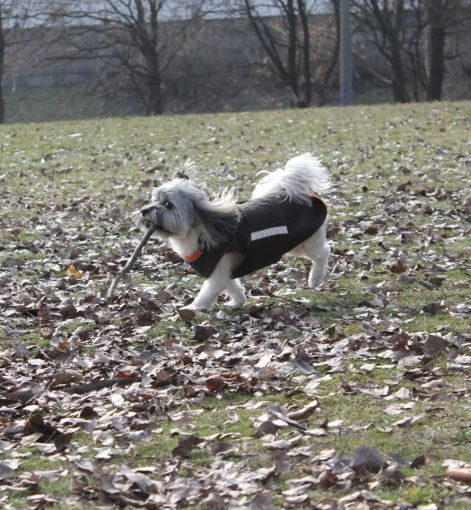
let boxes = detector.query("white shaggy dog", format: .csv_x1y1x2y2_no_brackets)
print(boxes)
139,153,331,313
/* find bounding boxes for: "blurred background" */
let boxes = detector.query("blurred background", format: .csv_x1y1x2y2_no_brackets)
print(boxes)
1,0,470,123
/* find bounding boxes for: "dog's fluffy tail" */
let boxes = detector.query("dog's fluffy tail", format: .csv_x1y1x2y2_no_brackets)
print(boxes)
251,153,331,204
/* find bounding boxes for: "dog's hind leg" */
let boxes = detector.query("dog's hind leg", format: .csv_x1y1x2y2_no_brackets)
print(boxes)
300,222,330,289
225,279,246,308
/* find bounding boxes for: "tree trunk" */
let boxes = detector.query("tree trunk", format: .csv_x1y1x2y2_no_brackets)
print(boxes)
286,0,300,104
318,0,340,106
428,27,445,100
390,0,410,103
298,0,312,107
143,40,163,115
0,87,4,125
361,0,411,103
390,46,411,102
148,73,163,115
0,7,5,124
427,17,446,100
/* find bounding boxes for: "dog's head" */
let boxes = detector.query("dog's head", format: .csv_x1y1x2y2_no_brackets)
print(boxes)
138,163,240,249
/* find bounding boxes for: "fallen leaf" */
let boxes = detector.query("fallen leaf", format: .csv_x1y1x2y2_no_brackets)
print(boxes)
286,400,318,421
254,421,280,437
0,460,18,480
6,382,43,402
317,469,338,489
206,376,226,393
422,301,446,315
67,265,83,279
171,435,203,457
423,335,446,355
351,446,387,473
389,260,408,274
178,307,196,321
446,467,471,484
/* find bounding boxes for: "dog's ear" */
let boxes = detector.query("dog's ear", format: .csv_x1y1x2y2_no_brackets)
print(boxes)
193,191,239,249
173,160,196,181
175,171,189,180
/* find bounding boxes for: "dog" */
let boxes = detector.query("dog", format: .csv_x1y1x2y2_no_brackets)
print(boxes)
139,153,331,313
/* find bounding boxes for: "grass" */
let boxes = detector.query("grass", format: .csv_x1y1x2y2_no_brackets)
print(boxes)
0,100,470,508
4,85,141,124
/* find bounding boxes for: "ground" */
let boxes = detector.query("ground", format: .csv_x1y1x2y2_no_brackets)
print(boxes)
0,102,470,509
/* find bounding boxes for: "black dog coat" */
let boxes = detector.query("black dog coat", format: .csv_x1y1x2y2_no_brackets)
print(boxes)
186,193,327,279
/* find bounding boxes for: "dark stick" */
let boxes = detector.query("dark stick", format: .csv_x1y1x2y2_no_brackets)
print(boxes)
106,225,156,302
67,376,138,394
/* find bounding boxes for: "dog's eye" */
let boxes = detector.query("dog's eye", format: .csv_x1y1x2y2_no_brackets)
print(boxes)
164,201,173,209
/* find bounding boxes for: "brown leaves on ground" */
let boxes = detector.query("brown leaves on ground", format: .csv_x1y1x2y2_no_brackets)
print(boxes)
1,106,471,508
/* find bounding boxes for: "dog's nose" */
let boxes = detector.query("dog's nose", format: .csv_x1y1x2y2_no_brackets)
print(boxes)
141,205,157,216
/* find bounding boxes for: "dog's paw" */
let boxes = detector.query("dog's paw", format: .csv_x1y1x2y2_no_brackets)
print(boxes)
308,274,326,289
227,297,246,309
308,279,324,289
308,268,329,289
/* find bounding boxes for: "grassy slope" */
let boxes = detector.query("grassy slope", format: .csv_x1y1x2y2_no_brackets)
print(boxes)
0,102,470,509
4,85,143,124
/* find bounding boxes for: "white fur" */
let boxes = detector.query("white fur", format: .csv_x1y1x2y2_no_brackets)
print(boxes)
139,153,331,314
252,153,331,204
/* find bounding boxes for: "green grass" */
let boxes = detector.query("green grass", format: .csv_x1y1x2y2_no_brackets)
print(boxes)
0,100,470,509
4,85,142,124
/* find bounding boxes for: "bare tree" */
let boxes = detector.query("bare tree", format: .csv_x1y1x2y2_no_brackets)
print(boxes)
353,0,470,102
0,4,4,123
45,0,208,115
309,5,339,106
0,0,65,122
422,0,468,100
352,0,411,102
0,0,31,122
241,0,333,107
396,0,468,101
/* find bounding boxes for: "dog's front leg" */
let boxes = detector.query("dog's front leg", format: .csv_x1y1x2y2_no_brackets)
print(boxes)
190,276,228,310
180,254,235,312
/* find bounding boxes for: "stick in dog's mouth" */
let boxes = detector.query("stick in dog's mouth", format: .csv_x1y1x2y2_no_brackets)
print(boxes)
106,225,156,302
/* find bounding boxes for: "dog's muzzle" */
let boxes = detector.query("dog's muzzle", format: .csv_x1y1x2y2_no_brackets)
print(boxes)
140,204,161,228
141,204,158,216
